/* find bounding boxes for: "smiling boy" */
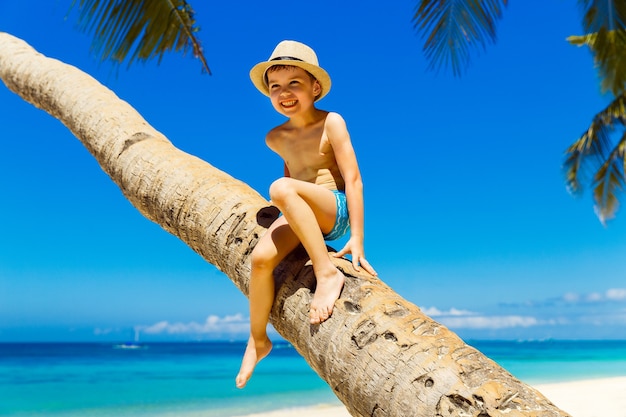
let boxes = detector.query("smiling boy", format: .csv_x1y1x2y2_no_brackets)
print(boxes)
236,40,376,389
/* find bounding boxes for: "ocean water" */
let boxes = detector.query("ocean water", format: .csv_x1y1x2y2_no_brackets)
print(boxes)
1,340,625,416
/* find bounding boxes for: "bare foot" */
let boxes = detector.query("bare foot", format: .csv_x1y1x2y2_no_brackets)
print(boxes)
310,268,345,324
236,336,272,389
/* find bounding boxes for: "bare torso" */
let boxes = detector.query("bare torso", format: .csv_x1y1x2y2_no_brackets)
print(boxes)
266,110,345,191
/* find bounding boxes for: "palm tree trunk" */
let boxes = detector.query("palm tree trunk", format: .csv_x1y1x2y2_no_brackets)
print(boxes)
0,32,569,416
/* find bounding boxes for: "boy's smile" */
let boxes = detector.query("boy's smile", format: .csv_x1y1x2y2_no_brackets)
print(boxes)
266,66,321,117
280,99,298,109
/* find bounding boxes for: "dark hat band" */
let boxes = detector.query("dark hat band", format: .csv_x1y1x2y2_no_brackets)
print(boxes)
271,56,304,62
264,56,311,85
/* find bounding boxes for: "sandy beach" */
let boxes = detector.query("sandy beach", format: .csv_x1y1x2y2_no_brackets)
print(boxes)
235,376,626,417
533,376,626,417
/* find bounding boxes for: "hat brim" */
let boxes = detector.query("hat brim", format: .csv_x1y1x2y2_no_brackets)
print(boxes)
250,60,331,102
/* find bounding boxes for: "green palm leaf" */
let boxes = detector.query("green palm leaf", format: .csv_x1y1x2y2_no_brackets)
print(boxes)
592,134,626,224
564,122,611,195
564,94,626,222
568,29,626,96
71,0,210,74
412,0,508,76
568,0,626,95
578,0,626,36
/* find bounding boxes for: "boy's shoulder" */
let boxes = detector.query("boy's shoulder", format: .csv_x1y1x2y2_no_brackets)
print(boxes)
265,121,290,149
324,111,344,124
323,111,348,134
266,120,289,138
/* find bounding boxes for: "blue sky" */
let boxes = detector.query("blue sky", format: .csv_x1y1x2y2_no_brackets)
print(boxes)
1,0,625,342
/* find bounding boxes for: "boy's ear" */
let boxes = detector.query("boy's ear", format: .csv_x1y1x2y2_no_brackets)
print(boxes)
313,80,322,97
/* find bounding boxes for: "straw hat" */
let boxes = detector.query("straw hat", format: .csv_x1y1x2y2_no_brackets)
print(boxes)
250,40,331,101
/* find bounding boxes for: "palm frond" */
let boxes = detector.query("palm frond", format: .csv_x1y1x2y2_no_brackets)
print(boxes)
564,124,610,195
564,94,626,222
592,134,626,224
412,0,508,76
578,0,626,33
71,0,210,74
569,0,626,95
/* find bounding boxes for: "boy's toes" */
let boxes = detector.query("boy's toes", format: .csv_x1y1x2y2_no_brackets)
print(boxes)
319,307,330,322
310,307,331,324
309,309,321,325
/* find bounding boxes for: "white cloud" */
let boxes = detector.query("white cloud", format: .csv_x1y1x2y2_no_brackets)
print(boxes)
421,306,541,330
562,292,580,303
421,306,476,317
606,288,626,301
586,292,603,302
139,314,249,335
94,327,116,335
440,315,540,330
561,288,626,304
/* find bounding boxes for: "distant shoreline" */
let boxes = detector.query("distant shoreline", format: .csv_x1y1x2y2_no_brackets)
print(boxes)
2,341,624,416
233,376,626,417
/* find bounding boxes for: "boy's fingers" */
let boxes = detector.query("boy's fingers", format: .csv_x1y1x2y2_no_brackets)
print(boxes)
360,258,377,276
352,254,366,272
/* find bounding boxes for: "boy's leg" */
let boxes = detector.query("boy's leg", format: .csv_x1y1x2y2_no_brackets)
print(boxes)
236,216,300,388
269,178,346,325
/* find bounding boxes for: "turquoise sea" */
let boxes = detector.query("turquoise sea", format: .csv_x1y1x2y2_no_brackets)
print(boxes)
1,340,625,416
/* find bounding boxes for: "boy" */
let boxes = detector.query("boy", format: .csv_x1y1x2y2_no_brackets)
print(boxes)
236,40,376,389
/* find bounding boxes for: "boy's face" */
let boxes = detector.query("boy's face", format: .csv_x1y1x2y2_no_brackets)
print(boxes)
266,66,321,116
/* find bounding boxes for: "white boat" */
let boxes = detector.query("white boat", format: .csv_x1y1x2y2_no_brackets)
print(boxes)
113,328,146,350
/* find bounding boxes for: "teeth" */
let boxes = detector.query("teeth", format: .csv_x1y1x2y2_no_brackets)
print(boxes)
282,100,296,106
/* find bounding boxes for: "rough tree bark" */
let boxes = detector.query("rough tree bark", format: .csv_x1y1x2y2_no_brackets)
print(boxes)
0,32,570,417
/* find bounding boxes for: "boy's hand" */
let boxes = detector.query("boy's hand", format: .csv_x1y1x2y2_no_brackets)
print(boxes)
334,238,377,277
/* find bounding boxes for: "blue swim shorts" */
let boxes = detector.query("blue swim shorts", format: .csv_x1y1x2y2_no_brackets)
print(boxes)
324,190,350,241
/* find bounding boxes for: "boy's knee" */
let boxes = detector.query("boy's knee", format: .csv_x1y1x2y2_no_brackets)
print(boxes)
250,245,276,272
269,178,294,205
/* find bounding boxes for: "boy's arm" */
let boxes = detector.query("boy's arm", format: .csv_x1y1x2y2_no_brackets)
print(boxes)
325,112,376,276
